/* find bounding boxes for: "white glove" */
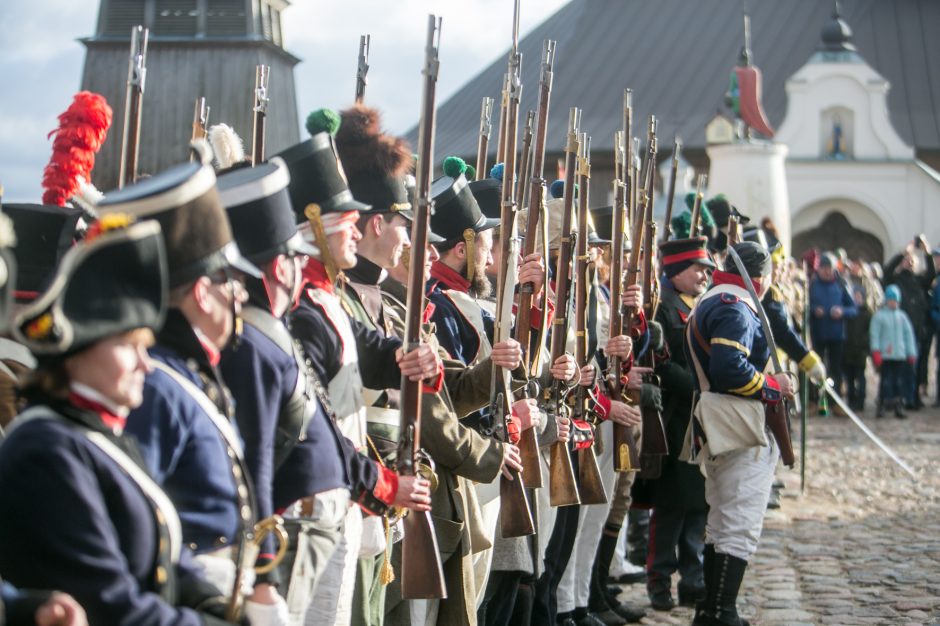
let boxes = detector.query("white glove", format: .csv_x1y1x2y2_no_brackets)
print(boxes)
807,359,827,385
243,595,290,626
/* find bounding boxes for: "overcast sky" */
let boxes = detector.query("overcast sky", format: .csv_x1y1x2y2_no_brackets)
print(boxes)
0,0,569,202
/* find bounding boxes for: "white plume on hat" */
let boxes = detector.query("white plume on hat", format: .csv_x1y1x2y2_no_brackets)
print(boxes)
208,124,246,170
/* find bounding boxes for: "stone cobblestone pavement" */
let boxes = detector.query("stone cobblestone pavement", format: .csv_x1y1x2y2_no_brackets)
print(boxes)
613,405,940,626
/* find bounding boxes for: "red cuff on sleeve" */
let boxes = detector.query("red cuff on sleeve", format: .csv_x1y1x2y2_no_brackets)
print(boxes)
505,413,522,444
421,362,445,394
593,386,612,420
530,299,556,329
630,311,648,338
373,464,399,506
762,375,782,404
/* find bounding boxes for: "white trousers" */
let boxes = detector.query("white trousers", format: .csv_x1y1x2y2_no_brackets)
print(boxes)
557,421,617,613
703,444,778,561
304,505,361,626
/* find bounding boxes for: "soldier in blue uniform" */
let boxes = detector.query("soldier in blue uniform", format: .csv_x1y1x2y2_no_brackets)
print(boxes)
0,218,240,625
685,242,795,626
275,112,438,625
97,143,265,605
216,156,319,623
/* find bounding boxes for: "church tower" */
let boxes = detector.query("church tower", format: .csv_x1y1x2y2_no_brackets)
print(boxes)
80,0,300,191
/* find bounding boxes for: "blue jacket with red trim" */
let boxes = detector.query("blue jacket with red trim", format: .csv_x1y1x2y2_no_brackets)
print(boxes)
685,272,781,403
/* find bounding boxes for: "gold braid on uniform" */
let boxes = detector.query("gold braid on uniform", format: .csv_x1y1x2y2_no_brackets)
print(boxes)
305,203,341,284
463,228,476,282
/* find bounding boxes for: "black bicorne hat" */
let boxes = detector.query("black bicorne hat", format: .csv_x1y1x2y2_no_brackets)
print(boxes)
335,104,414,221
3,203,81,302
96,142,260,288
273,132,370,225
13,219,167,356
430,174,498,248
659,236,716,278
217,157,317,264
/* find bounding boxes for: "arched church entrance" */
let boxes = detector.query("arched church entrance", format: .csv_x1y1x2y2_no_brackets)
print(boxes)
792,211,884,263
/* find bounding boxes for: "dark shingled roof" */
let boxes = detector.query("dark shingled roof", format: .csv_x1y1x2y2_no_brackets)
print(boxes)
414,0,940,161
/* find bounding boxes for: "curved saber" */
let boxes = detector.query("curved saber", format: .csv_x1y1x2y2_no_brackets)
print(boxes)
821,378,916,479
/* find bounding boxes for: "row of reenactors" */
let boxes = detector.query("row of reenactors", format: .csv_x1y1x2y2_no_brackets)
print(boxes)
0,99,823,626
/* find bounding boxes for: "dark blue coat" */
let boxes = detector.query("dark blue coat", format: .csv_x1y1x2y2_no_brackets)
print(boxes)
220,320,294,579
764,286,810,363
686,281,781,403
808,275,857,344
426,279,495,366
125,310,243,553
288,296,398,513
0,401,230,625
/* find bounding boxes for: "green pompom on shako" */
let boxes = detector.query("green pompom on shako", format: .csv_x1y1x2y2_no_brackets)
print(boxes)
442,156,468,178
305,108,342,137
465,164,477,180
671,211,692,240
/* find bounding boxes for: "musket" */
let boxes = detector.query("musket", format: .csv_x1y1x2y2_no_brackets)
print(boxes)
609,127,640,473
727,214,741,246
476,97,494,180
118,25,148,188
489,0,535,535
397,14,447,599
637,118,669,467
548,108,582,508
493,0,521,171
516,40,556,375
571,132,608,505
516,110,535,214
355,34,370,104
251,65,270,166
190,97,210,162
689,174,707,237
661,138,681,243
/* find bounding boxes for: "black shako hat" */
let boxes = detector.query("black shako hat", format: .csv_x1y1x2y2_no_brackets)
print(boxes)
3,203,81,303
724,241,772,278
430,173,499,249
586,206,620,246
217,157,317,264
469,178,501,220
13,219,167,357
97,142,260,288
707,195,750,229
404,174,445,245
335,104,414,221
273,132,369,225
659,236,716,278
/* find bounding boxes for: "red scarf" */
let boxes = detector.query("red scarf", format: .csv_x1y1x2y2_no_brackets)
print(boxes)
303,259,334,294
712,270,762,294
69,390,127,431
430,261,470,293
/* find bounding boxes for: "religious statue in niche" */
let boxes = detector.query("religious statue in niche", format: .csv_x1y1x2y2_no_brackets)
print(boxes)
828,115,846,159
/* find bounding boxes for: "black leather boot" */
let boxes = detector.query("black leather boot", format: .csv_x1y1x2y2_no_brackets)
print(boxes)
690,544,715,625
711,551,750,626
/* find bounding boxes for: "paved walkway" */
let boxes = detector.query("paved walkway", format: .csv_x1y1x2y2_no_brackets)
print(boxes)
614,404,940,625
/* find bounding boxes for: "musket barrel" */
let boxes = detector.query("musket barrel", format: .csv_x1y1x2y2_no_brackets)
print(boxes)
119,25,148,188
476,97,494,180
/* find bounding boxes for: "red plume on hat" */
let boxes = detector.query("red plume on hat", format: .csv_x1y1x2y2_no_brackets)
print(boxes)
41,92,113,207
335,104,412,178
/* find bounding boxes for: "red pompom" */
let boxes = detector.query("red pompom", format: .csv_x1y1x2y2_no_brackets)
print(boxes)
41,91,113,207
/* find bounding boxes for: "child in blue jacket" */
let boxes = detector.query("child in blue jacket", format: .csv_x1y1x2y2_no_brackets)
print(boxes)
870,285,918,417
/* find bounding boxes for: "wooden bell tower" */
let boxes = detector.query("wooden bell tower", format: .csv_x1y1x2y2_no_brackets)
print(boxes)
80,0,300,191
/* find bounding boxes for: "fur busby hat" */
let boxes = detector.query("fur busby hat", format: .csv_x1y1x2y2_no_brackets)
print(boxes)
334,104,414,220
217,157,317,264
430,157,498,249
96,141,260,287
659,236,715,278
273,108,370,226
4,203,82,302
13,218,167,357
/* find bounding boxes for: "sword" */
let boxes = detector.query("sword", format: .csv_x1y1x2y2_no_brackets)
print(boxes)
821,378,917,479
